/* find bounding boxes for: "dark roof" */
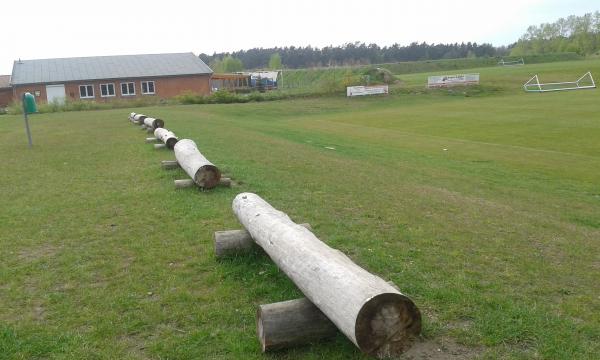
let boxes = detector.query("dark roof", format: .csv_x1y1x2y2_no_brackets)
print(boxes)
11,53,212,85
0,75,10,88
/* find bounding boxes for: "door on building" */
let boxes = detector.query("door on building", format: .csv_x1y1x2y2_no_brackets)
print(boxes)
46,84,66,104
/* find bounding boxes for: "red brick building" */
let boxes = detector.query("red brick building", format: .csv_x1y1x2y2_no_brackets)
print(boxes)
0,75,12,107
9,53,213,104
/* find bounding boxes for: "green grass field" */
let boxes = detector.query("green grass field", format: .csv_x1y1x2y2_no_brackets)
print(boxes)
1,59,599,359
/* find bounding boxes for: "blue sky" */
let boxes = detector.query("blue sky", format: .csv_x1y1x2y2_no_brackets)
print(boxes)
2,0,598,74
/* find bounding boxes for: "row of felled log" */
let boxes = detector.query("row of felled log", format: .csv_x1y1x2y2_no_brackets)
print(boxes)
128,112,421,358
129,112,226,190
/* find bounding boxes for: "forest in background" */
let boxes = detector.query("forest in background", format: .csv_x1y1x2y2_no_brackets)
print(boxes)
200,12,600,72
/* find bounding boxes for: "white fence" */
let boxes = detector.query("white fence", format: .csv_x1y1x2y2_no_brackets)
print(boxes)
427,74,480,88
346,85,389,97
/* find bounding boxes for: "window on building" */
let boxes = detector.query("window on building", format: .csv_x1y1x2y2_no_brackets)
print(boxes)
121,82,136,96
79,85,94,98
100,83,115,97
141,81,155,95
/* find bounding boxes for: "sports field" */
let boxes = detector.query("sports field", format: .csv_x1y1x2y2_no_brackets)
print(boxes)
1,59,599,359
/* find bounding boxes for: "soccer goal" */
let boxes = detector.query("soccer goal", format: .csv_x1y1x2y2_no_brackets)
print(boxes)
498,58,524,66
523,71,596,92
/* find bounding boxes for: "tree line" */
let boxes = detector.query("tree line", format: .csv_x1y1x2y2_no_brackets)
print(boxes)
200,42,499,71
199,11,600,72
510,11,600,56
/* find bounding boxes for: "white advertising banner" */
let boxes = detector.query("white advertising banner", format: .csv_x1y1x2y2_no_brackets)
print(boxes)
427,74,480,87
346,85,389,97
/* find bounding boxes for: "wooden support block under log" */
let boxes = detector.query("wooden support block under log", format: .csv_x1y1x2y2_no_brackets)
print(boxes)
257,298,338,352
146,127,154,134
141,124,147,130
161,160,180,169
214,223,312,258
154,144,167,150
145,137,159,143
174,139,221,189
174,178,231,189
154,128,179,149
232,193,421,358
143,117,164,130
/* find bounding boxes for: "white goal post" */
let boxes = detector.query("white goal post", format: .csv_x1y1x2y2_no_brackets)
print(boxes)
498,58,524,66
523,71,596,92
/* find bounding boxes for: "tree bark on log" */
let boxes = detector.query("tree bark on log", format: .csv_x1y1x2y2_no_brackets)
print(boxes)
232,193,421,358
154,128,179,149
257,298,338,352
174,139,221,189
143,117,165,130
214,223,312,258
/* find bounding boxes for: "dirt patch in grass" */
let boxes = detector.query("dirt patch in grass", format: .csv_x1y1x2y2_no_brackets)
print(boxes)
17,244,62,263
401,337,482,359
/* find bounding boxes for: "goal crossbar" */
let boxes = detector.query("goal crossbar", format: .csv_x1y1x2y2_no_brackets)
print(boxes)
498,58,524,66
523,71,596,92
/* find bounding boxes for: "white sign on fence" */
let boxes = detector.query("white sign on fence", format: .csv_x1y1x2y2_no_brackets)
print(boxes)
427,74,480,87
346,85,389,97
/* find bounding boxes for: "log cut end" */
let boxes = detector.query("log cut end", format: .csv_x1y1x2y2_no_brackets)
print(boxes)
355,293,421,359
194,165,221,189
154,118,165,128
166,138,179,150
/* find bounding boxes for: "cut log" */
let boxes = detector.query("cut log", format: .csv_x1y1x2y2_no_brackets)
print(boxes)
145,137,159,143
154,144,167,150
174,139,221,189
161,160,180,169
232,193,421,358
219,177,232,188
257,298,338,352
214,223,312,258
143,117,165,130
129,112,137,122
154,128,179,149
174,179,195,189
133,114,147,124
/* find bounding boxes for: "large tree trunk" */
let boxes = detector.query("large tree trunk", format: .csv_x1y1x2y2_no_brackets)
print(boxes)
232,193,421,358
154,128,179,149
174,139,221,189
214,223,312,258
257,298,338,352
143,117,165,130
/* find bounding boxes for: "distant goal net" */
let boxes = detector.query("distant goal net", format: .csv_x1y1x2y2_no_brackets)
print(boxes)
523,71,596,92
498,58,524,66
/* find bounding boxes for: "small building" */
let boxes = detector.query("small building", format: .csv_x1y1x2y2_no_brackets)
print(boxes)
0,75,12,107
10,52,213,104
211,73,251,92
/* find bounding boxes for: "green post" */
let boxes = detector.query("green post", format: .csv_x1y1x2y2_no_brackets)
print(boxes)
22,92,37,148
